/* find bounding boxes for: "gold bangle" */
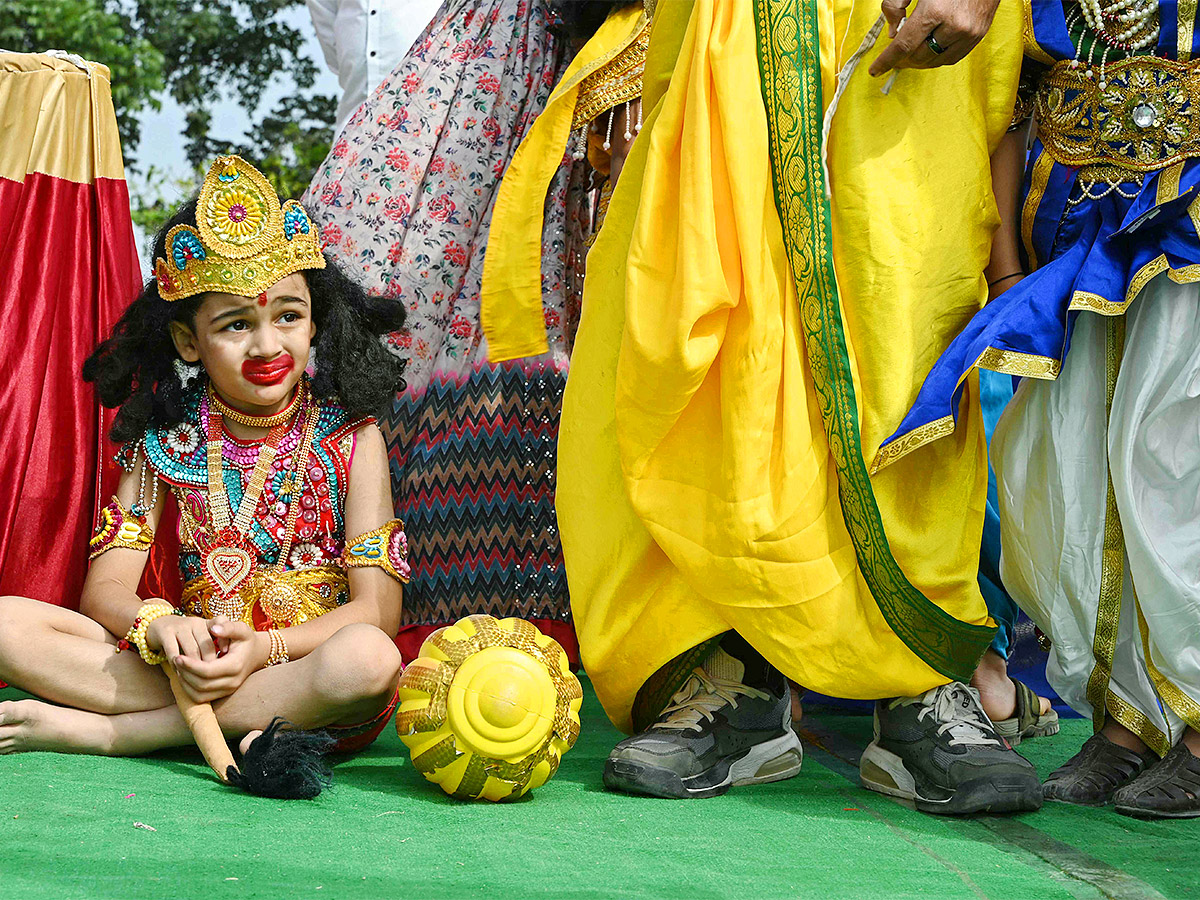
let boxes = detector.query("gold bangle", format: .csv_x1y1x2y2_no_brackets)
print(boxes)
122,603,178,666
265,628,290,667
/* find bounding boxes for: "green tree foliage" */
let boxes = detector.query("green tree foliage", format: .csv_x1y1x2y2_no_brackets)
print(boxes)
0,0,335,208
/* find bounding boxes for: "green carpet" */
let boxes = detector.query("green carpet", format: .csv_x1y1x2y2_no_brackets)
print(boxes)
1,683,1197,900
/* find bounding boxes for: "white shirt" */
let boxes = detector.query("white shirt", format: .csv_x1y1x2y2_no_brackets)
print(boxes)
307,0,443,133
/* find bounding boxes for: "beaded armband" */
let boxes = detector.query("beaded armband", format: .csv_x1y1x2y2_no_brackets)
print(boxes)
89,497,155,560
118,602,182,666
341,519,410,584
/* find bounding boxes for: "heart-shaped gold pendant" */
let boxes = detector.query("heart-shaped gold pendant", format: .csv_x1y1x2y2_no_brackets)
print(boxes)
203,542,254,597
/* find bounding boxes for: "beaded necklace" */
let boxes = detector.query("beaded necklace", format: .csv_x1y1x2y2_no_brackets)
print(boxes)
208,382,301,428
197,409,290,617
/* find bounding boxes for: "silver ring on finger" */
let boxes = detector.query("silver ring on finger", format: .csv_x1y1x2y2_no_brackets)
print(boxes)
926,32,947,54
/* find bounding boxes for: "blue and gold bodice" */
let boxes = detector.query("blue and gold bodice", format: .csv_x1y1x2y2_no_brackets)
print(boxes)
876,1,1200,468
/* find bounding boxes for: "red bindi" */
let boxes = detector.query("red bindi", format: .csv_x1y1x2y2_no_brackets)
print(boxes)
257,292,268,306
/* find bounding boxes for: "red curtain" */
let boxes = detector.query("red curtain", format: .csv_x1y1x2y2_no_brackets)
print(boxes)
0,54,142,607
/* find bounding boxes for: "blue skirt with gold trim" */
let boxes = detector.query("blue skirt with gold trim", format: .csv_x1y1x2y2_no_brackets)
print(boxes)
877,146,1200,469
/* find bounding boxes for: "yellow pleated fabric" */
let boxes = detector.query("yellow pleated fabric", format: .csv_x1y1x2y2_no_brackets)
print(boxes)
481,3,649,362
559,0,1023,732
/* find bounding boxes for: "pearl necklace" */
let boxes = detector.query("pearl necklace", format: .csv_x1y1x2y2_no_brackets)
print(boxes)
1067,0,1160,92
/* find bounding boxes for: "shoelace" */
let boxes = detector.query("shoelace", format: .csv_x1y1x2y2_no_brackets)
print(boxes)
893,682,1004,749
656,669,770,733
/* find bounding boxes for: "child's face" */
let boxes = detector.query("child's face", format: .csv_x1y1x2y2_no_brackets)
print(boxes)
170,273,316,414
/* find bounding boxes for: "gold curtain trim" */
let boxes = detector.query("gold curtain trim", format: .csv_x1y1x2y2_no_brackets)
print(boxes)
0,52,126,184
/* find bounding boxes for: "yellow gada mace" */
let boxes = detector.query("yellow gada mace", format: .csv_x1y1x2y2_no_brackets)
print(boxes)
396,615,583,801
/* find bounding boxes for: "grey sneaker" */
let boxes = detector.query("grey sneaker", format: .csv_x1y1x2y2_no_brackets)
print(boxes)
859,682,1043,815
603,647,803,799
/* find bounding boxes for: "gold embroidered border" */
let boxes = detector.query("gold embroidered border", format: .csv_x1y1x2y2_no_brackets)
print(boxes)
181,564,347,628
977,346,1062,379
572,18,652,131
1084,317,1127,731
869,416,953,475
1181,0,1198,63
1070,291,1131,316
1022,0,1057,65
869,341,1066,474
1022,151,1055,271
555,10,650,104
1064,251,1200,316
1135,597,1200,735
1105,689,1171,758
754,0,996,679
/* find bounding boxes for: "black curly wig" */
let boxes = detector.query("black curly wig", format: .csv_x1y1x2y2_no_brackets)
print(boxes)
83,198,407,445
550,1,631,40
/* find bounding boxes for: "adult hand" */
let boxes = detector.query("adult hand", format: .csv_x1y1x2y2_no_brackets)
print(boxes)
148,612,219,665
170,619,269,703
869,0,1002,76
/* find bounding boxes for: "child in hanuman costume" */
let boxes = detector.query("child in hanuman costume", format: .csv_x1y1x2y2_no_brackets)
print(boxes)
887,0,1200,819
548,0,1044,815
0,157,409,789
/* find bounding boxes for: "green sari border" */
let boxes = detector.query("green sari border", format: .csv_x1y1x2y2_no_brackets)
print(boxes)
750,0,995,681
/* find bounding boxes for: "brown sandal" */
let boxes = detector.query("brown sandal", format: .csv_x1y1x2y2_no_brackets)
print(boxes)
1113,744,1200,819
991,679,1059,747
1043,732,1157,805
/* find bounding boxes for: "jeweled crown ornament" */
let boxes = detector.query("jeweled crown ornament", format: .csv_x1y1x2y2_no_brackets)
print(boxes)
154,155,325,302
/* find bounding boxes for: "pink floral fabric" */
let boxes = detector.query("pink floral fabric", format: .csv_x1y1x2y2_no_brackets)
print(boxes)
304,0,589,628
305,0,584,392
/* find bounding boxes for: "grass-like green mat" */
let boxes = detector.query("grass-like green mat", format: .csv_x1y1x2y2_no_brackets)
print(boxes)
1,682,1197,900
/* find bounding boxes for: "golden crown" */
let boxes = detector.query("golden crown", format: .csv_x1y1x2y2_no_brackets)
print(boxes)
154,155,325,303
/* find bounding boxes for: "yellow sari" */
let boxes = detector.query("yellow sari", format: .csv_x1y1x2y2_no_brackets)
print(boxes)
557,0,1023,732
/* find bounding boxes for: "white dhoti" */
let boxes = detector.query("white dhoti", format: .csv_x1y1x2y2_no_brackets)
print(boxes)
994,276,1200,756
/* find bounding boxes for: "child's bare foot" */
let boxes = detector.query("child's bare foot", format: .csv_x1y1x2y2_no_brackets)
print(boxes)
970,650,1051,721
0,699,114,755
788,680,804,724
239,729,263,756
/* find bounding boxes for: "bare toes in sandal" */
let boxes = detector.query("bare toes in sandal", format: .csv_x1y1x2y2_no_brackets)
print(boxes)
1114,744,1200,819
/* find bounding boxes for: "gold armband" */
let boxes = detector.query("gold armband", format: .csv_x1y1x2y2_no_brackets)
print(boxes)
89,497,155,559
341,519,410,584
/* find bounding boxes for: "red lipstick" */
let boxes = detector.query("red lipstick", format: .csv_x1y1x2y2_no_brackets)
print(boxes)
242,354,294,386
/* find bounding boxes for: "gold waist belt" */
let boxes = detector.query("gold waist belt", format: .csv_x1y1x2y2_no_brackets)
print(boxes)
182,564,348,628
1035,56,1200,179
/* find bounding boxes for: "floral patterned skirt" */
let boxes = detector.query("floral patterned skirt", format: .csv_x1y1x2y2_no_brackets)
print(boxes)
305,0,587,628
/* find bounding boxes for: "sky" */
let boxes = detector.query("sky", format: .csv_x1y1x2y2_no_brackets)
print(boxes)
125,5,338,261
127,5,339,198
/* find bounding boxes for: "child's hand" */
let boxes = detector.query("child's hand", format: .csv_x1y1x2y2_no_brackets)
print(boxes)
147,613,219,664
170,619,269,703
